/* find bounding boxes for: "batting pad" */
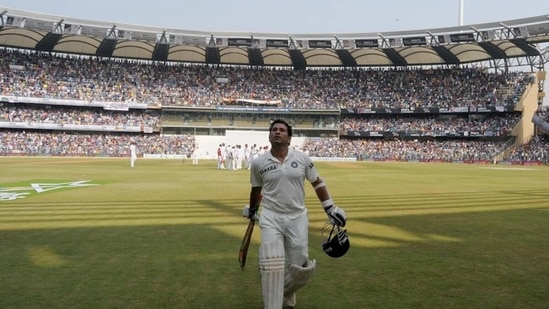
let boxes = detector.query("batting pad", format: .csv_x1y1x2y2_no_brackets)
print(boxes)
259,241,285,309
284,259,316,295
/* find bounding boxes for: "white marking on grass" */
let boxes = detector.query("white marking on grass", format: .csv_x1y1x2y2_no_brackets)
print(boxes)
477,167,539,171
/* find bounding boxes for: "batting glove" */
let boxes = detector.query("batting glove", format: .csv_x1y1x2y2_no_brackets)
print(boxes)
242,205,259,221
325,205,346,227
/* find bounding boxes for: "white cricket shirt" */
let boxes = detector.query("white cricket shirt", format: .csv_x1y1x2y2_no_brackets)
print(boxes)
250,149,319,213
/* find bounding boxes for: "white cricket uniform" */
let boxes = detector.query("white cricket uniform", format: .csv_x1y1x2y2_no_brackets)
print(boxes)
250,148,319,268
192,145,198,165
244,146,251,169
224,146,231,169
130,144,137,167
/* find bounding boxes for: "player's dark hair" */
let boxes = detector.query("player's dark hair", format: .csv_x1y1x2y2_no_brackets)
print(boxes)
269,119,293,137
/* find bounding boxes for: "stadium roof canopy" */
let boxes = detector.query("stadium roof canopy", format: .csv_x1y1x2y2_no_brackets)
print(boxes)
0,7,548,71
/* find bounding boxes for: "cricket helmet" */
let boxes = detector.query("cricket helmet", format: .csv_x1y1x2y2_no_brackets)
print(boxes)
321,223,350,258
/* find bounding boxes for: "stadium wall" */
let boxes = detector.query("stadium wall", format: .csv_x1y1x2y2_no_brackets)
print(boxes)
193,130,306,160
512,78,539,145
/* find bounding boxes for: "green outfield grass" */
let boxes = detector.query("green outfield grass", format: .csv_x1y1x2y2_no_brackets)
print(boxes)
1,157,548,309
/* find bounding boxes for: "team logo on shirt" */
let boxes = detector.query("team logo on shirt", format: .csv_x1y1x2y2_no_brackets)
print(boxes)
291,162,298,168
259,165,277,175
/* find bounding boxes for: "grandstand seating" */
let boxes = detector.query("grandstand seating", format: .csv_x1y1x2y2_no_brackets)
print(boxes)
0,48,547,163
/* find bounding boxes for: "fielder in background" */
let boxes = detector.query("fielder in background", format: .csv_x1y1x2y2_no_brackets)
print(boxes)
129,141,137,168
191,143,199,165
246,119,347,309
217,144,225,170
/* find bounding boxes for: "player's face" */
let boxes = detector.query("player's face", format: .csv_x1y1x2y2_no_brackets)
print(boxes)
269,123,291,146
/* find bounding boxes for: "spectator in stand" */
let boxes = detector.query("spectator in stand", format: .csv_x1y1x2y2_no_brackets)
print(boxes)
0,49,528,110
0,48,537,163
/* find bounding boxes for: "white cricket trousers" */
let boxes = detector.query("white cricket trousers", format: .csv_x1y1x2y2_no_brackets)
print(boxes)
259,208,309,269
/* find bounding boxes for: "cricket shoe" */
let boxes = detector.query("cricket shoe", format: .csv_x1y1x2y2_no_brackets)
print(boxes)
284,292,296,308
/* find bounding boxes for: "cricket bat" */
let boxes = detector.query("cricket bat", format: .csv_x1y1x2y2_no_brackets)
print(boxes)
238,219,255,270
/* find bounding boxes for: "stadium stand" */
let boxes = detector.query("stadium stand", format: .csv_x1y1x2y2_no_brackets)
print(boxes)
0,8,548,164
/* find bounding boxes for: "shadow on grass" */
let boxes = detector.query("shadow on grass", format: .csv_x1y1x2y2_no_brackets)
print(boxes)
1,206,547,308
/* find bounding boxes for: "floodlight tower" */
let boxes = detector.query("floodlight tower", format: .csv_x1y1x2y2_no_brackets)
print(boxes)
459,0,464,26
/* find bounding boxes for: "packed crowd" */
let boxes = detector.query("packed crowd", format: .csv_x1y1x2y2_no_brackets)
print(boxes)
0,104,160,129
0,49,529,109
506,134,549,162
1,128,546,163
0,131,194,157
0,48,546,163
340,114,520,136
1,103,519,137
303,138,507,162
